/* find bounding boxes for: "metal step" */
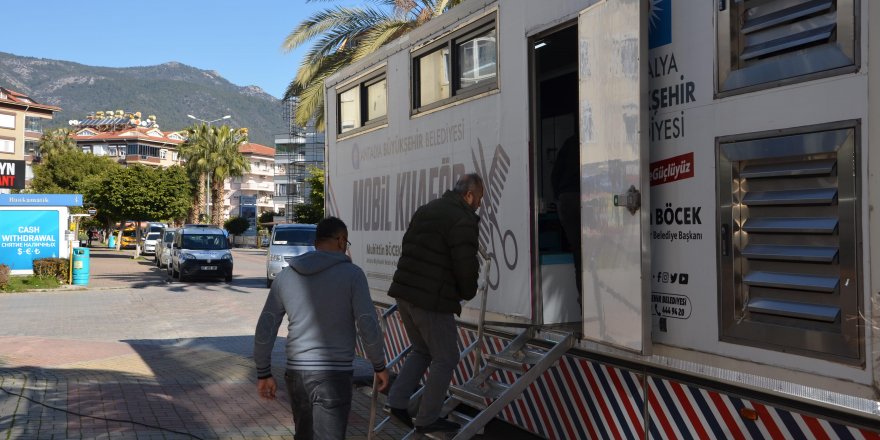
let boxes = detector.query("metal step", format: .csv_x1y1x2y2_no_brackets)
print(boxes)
485,348,545,372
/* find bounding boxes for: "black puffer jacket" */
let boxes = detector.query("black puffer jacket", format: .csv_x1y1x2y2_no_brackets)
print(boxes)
388,190,480,314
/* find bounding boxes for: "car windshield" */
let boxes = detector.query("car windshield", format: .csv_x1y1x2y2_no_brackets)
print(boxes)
122,230,136,238
273,229,316,246
182,234,228,250
163,231,175,242
146,232,160,240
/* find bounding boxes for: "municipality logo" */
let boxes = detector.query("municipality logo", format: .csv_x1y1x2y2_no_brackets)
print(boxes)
649,0,671,49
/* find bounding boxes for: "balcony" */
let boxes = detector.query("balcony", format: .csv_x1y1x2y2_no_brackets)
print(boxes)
239,181,273,191
125,155,161,166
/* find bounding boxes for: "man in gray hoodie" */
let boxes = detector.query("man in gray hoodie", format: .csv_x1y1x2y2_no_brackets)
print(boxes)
254,216,389,440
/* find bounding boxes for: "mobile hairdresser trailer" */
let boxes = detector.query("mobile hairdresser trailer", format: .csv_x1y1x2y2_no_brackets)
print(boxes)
324,0,880,437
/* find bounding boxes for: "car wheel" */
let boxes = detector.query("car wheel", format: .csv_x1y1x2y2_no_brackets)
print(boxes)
266,279,272,288
225,273,233,283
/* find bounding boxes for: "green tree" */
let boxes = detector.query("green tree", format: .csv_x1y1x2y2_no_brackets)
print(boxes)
179,124,250,226
178,123,210,223
259,210,280,224
224,216,250,247
282,0,464,130
208,126,250,226
37,128,76,160
86,165,192,256
294,165,325,224
30,147,119,194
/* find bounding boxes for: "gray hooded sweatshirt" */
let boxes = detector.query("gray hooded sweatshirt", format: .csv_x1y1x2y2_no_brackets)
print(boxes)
254,250,385,377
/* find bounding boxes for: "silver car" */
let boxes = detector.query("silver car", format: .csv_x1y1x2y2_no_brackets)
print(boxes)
143,232,161,255
154,228,177,268
266,224,316,287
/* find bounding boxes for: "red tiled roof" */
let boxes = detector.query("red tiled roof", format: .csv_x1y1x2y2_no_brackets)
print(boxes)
239,143,275,156
0,86,61,111
70,126,183,144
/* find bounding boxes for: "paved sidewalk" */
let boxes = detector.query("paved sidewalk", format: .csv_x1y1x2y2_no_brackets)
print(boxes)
1,248,411,439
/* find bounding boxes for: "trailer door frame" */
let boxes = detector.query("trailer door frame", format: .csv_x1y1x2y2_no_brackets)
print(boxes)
578,0,651,354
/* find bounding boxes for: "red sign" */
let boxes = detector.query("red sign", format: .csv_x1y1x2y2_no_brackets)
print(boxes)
0,160,25,189
650,152,694,186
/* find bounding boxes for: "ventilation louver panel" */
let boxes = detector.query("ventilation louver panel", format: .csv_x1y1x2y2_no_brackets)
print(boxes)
717,0,856,93
718,125,860,362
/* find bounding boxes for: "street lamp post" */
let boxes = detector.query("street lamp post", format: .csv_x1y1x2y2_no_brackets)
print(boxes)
187,114,231,223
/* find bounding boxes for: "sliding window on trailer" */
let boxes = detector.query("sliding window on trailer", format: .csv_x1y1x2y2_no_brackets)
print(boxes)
411,14,498,114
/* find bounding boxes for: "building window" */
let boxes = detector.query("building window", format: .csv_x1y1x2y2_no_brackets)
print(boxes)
717,122,861,363
25,116,43,133
717,0,858,95
25,140,39,157
0,137,14,153
160,149,167,159
0,112,14,129
412,13,497,113
337,70,388,135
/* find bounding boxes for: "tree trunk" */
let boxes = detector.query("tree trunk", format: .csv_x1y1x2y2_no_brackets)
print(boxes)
194,173,207,223
211,176,224,227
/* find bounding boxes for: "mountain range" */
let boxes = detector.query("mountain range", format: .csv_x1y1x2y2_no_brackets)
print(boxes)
0,51,289,147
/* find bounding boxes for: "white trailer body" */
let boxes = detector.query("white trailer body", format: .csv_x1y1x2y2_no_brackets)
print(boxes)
325,0,880,437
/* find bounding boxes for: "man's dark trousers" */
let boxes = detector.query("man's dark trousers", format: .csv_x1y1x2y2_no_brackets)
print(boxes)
284,370,353,440
387,299,460,426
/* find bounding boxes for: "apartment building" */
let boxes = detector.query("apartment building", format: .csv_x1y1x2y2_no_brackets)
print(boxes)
0,87,60,184
68,111,185,167
222,142,275,225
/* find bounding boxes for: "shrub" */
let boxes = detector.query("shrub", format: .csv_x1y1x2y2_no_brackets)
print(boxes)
32,258,70,283
0,264,9,289
224,216,250,235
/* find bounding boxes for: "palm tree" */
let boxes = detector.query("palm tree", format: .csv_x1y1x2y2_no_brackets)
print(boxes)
282,0,464,131
179,124,251,226
178,123,211,223
38,128,76,160
207,126,250,226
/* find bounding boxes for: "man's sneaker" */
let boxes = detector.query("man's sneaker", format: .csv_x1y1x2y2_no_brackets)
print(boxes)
415,418,460,433
387,406,414,428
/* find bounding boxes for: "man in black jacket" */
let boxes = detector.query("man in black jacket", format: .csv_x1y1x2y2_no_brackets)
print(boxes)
385,173,483,434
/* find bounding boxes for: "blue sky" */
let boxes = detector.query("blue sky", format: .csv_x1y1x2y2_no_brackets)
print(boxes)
0,1,363,99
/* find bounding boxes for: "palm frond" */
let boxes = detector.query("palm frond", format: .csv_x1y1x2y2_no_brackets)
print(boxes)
353,20,415,61
282,6,394,53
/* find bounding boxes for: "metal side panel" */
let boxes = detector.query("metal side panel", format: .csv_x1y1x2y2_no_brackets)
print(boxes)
578,0,650,354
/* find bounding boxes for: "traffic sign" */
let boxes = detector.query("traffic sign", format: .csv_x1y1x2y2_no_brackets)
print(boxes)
87,208,97,215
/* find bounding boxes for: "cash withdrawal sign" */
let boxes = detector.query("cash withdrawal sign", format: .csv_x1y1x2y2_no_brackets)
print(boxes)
0,210,60,270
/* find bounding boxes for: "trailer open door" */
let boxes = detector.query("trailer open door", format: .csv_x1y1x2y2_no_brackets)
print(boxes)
578,0,650,354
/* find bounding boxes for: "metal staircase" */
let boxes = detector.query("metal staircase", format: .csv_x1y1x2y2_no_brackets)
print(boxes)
367,249,575,440
434,328,574,440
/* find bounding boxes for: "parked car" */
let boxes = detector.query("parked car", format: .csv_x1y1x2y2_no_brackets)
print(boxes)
266,224,316,287
168,225,233,282
143,232,161,255
119,227,138,249
154,227,177,268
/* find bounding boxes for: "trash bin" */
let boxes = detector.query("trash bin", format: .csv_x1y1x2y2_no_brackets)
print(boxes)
72,248,90,286
108,235,116,248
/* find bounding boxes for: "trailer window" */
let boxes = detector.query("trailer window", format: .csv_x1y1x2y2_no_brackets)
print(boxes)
412,13,497,113
338,86,360,133
336,70,387,136
366,78,387,121
717,123,862,364
716,0,857,96
417,48,451,106
457,28,496,90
